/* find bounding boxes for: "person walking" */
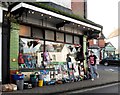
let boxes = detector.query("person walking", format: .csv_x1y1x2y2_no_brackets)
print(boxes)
88,51,99,81
66,54,75,81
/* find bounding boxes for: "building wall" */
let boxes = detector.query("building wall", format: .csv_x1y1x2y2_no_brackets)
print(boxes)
71,0,85,18
98,39,105,48
0,6,2,82
37,0,71,9
89,39,93,46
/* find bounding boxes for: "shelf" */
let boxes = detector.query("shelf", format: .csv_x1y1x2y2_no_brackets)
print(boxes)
19,67,55,72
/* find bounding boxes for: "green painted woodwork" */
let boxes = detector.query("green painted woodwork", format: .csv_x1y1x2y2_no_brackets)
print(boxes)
10,22,19,70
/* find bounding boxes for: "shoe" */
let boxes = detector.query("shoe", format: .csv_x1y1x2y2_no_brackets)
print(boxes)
91,78,94,81
97,75,99,78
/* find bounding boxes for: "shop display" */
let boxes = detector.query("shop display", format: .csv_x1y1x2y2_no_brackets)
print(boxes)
8,37,89,91
12,74,24,90
2,84,17,92
24,83,32,89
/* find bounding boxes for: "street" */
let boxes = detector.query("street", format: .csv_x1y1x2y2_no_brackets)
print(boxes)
66,83,119,94
97,64,119,72
59,64,120,95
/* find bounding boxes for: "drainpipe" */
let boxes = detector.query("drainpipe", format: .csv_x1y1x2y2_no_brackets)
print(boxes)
84,0,87,19
2,10,10,84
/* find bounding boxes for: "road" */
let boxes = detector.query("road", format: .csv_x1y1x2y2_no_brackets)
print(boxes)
60,65,119,95
66,83,119,94
97,64,119,72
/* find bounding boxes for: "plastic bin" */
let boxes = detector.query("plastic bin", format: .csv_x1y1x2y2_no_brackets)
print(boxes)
38,74,43,80
12,74,24,90
16,80,24,90
30,74,38,87
12,74,24,80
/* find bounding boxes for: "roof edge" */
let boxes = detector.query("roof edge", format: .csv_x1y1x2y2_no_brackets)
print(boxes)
26,2,103,29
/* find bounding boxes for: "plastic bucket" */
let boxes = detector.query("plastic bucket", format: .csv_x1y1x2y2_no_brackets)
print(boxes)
38,80,43,87
32,82,38,87
13,74,24,80
16,80,24,90
38,75,43,80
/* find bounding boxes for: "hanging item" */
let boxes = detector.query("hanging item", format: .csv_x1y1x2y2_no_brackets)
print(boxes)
43,51,52,67
32,41,38,48
69,46,73,52
27,40,39,48
74,44,82,51
75,47,79,51
27,41,33,48
18,53,26,68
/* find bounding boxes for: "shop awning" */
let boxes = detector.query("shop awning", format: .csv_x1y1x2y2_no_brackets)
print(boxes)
10,3,102,31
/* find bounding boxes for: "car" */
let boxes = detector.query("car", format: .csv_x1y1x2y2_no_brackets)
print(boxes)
99,56,120,66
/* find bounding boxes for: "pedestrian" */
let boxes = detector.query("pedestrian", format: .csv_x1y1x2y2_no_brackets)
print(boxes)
66,54,75,81
88,51,99,81
75,47,84,76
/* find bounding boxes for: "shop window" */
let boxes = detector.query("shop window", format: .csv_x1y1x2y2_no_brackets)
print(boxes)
56,32,64,42
45,30,54,41
66,34,73,43
32,27,43,39
19,25,31,37
45,41,76,63
19,37,44,68
74,36,80,44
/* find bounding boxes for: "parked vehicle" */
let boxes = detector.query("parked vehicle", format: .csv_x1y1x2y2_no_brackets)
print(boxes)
100,56,120,66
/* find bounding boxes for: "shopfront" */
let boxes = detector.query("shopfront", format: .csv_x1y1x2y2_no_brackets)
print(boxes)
2,2,102,84
10,23,85,82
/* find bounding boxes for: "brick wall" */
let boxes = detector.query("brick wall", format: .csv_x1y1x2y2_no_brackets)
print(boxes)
98,39,105,48
89,39,93,46
71,1,85,18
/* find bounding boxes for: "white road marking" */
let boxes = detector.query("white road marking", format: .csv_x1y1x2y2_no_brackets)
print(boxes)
69,83,119,93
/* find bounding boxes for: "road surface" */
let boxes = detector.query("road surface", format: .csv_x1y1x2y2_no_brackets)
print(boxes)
98,64,119,72
66,82,120,94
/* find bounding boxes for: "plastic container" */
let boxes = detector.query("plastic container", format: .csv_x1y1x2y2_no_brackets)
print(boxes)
30,74,38,87
16,80,24,90
12,74,24,80
38,74,43,80
38,80,43,87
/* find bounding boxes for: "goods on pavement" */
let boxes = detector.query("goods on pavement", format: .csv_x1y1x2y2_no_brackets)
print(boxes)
2,84,17,92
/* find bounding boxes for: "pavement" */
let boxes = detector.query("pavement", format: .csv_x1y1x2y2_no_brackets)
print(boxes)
2,69,120,95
